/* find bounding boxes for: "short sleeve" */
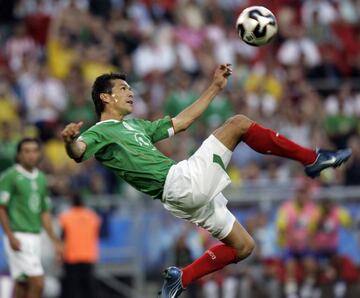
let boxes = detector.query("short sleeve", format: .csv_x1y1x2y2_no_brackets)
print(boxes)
41,196,51,212
139,116,174,143
0,171,13,206
77,129,103,161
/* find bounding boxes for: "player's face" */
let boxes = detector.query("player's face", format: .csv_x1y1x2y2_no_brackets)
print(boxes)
17,142,41,170
295,187,310,205
110,79,134,115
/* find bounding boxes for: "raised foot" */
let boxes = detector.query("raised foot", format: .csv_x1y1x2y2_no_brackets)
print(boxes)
305,148,352,178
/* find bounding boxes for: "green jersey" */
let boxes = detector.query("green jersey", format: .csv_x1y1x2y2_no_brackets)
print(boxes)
0,165,50,233
78,116,176,199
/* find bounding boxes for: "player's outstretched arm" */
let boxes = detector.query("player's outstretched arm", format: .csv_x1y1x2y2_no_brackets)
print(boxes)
61,122,87,160
172,64,232,133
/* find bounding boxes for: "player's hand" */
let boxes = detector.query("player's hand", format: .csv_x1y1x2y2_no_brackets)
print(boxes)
212,64,232,90
61,122,83,143
53,240,64,263
9,235,21,251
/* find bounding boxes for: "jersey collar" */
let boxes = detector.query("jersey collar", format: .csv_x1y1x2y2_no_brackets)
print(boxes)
96,119,121,125
15,164,39,179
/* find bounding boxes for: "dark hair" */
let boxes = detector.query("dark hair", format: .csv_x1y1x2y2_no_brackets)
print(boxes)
91,73,127,118
71,193,84,207
16,137,41,154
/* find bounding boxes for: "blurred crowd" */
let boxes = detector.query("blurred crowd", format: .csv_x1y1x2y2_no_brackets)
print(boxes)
0,0,360,197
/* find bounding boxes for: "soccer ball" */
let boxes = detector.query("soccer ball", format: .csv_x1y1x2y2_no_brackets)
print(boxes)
236,6,278,46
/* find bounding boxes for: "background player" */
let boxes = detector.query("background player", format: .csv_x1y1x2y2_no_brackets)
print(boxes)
61,64,351,298
276,181,318,297
0,138,63,298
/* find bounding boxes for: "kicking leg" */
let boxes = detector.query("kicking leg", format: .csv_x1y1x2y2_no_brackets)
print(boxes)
158,220,254,298
213,115,351,177
181,220,254,288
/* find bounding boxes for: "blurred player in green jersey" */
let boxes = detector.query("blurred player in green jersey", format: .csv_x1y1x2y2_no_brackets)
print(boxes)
0,138,63,298
62,64,351,298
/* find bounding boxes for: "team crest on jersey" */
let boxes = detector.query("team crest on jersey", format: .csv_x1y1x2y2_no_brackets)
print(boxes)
123,121,156,150
134,133,154,149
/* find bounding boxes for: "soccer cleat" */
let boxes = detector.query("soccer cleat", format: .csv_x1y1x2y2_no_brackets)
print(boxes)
158,266,185,298
305,148,352,178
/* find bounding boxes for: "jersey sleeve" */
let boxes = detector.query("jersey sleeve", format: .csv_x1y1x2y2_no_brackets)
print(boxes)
77,128,103,161
0,171,13,206
139,116,175,143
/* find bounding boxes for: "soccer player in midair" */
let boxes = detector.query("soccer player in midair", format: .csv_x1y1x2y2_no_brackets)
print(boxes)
61,64,351,298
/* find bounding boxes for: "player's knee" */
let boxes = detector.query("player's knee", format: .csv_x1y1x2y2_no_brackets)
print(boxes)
29,277,44,291
226,115,253,136
236,236,255,260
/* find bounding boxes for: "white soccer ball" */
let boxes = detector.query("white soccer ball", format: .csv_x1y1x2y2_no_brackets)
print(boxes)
236,6,278,46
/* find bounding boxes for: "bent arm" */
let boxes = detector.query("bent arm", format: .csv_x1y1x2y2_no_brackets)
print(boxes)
65,140,87,160
62,122,86,161
172,84,222,133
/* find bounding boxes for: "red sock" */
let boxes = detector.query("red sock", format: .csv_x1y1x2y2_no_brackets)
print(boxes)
181,244,238,288
242,123,317,165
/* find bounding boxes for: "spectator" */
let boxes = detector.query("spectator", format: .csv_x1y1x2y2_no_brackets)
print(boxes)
4,21,37,72
306,47,342,97
0,78,20,127
277,26,321,68
310,197,351,280
276,178,318,298
0,122,18,172
301,0,338,28
23,63,67,140
58,193,101,298
132,29,176,78
323,83,359,149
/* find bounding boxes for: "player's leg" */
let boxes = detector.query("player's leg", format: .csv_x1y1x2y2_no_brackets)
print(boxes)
284,258,299,297
300,256,317,297
212,115,351,177
159,220,253,298
159,192,254,298
181,220,255,289
27,275,44,298
14,280,28,298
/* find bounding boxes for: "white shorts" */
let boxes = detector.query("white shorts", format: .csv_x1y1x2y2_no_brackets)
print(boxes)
162,135,236,240
4,232,44,280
